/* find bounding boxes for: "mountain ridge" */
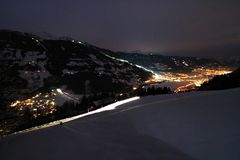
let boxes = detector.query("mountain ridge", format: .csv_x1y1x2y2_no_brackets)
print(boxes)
0,29,151,107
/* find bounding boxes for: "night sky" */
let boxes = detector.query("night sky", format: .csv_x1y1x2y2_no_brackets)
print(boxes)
0,0,240,57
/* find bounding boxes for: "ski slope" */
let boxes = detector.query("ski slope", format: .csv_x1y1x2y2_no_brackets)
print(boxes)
1,88,240,160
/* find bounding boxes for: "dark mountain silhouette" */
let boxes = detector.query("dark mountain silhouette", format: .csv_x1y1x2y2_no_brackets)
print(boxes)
108,52,239,72
0,30,151,108
199,67,240,90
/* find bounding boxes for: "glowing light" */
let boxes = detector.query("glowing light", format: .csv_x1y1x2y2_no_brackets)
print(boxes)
143,67,233,93
174,83,196,93
9,91,58,118
10,101,20,107
56,88,63,94
12,97,140,135
49,96,140,125
133,87,138,90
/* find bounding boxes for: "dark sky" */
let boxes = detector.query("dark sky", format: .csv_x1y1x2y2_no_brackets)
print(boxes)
1,0,240,57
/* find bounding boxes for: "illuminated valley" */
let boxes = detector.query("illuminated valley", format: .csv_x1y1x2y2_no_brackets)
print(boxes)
144,67,233,92
0,29,237,136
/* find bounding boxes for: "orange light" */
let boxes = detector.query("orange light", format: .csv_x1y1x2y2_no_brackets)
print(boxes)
133,87,138,90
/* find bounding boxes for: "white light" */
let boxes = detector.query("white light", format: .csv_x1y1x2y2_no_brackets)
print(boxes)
58,96,140,124
56,89,63,94
12,97,140,135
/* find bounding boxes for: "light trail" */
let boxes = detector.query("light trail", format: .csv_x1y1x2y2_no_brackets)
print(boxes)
8,96,140,136
56,88,63,94
102,52,158,76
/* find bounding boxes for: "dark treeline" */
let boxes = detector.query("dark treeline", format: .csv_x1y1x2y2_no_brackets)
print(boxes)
55,91,133,118
19,86,172,129
199,67,240,91
136,86,172,96
7,86,173,135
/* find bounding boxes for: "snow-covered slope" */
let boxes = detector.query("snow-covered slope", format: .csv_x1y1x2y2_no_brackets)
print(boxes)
1,88,240,160
111,52,239,72
0,30,151,106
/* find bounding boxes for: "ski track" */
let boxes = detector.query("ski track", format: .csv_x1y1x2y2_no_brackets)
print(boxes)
1,88,240,160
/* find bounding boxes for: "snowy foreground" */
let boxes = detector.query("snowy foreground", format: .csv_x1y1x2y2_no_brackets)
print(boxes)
1,88,240,160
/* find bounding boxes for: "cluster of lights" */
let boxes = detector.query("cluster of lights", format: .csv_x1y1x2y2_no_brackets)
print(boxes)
144,67,232,93
174,83,196,93
10,91,58,118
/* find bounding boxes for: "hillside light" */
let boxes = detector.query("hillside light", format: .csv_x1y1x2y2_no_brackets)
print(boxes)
56,89,63,94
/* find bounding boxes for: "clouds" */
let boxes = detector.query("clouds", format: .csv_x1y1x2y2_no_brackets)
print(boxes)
0,0,240,57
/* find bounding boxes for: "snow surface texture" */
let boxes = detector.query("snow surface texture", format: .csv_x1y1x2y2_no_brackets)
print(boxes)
1,88,240,160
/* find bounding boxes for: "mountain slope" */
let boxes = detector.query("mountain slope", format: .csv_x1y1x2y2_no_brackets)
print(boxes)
199,67,240,90
0,30,151,107
1,88,240,160
109,52,238,72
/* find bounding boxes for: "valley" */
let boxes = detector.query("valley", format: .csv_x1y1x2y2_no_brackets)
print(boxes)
145,67,232,92
0,30,239,136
